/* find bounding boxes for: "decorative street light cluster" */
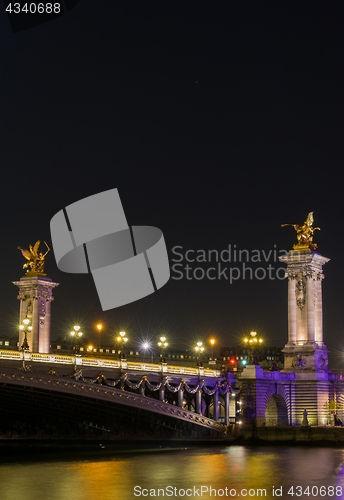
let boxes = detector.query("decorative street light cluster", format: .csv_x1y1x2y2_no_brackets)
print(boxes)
210,338,215,360
243,331,263,365
195,341,204,367
70,325,83,354
97,323,102,352
243,331,263,344
158,336,168,363
19,316,33,368
19,317,32,350
116,331,128,359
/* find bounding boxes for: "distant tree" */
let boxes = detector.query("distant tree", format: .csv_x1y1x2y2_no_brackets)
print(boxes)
324,400,341,425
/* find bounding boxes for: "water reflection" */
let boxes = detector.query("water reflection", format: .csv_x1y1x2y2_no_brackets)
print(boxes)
1,445,344,500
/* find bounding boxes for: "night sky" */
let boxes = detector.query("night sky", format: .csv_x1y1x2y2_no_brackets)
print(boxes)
1,1,344,366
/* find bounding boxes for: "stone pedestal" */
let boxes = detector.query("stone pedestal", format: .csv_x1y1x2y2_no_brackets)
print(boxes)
241,364,264,379
279,250,329,373
13,276,59,353
283,343,329,372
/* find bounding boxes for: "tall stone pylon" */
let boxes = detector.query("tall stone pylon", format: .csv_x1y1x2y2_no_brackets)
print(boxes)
14,241,59,353
280,213,329,373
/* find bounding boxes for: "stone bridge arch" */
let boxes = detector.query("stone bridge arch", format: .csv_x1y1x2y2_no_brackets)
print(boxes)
252,380,291,427
265,394,289,426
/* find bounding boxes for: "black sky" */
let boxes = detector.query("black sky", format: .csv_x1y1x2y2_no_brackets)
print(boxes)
1,1,344,365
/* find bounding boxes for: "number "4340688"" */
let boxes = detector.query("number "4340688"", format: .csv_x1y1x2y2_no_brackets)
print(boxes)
6,3,61,14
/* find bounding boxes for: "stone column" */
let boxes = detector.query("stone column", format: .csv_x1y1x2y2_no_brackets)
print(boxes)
13,276,59,353
213,391,219,420
41,298,52,353
295,273,307,344
177,388,184,408
159,386,165,402
280,252,329,346
139,377,146,396
18,298,26,348
224,392,230,426
305,271,316,344
279,251,329,373
195,390,202,414
314,274,324,345
31,293,39,351
287,274,297,345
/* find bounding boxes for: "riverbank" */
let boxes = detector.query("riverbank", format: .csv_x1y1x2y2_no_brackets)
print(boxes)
241,425,344,443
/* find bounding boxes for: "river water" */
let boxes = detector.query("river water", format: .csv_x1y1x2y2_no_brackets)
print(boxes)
0,444,344,500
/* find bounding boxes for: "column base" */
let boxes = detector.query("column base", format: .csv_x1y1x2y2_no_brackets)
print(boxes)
282,343,329,372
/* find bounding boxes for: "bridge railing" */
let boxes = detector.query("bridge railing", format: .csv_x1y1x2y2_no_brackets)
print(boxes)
0,350,21,359
0,350,221,377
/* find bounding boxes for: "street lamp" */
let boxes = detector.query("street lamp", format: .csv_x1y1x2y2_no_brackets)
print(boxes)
210,338,215,360
97,323,102,353
158,336,168,363
195,341,204,367
141,341,150,361
70,325,83,370
116,331,128,359
243,331,263,345
70,325,83,354
243,331,263,365
19,316,32,368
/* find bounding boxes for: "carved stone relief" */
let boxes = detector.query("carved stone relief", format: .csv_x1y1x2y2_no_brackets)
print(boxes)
291,354,307,369
26,299,33,316
315,353,328,371
295,275,306,310
39,298,46,327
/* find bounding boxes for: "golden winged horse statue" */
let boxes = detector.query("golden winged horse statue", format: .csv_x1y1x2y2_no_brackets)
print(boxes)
17,240,50,276
281,212,320,251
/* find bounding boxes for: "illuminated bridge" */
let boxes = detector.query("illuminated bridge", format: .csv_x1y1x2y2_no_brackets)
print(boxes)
0,351,239,441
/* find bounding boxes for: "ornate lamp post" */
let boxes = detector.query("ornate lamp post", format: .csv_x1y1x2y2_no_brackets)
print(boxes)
19,316,32,368
158,336,168,363
243,331,263,365
210,338,215,360
195,341,204,367
195,341,205,381
70,325,83,370
116,331,128,360
97,323,102,353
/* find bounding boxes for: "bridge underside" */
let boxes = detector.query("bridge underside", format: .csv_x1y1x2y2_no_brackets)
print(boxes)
0,382,228,440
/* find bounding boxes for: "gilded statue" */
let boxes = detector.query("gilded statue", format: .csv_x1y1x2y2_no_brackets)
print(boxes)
281,212,320,251
18,240,50,276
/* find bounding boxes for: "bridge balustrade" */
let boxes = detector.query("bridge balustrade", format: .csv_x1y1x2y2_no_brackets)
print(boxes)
0,349,221,377
31,354,51,362
0,350,20,359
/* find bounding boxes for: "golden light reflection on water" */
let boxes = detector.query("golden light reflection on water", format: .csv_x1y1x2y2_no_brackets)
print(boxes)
1,446,344,500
